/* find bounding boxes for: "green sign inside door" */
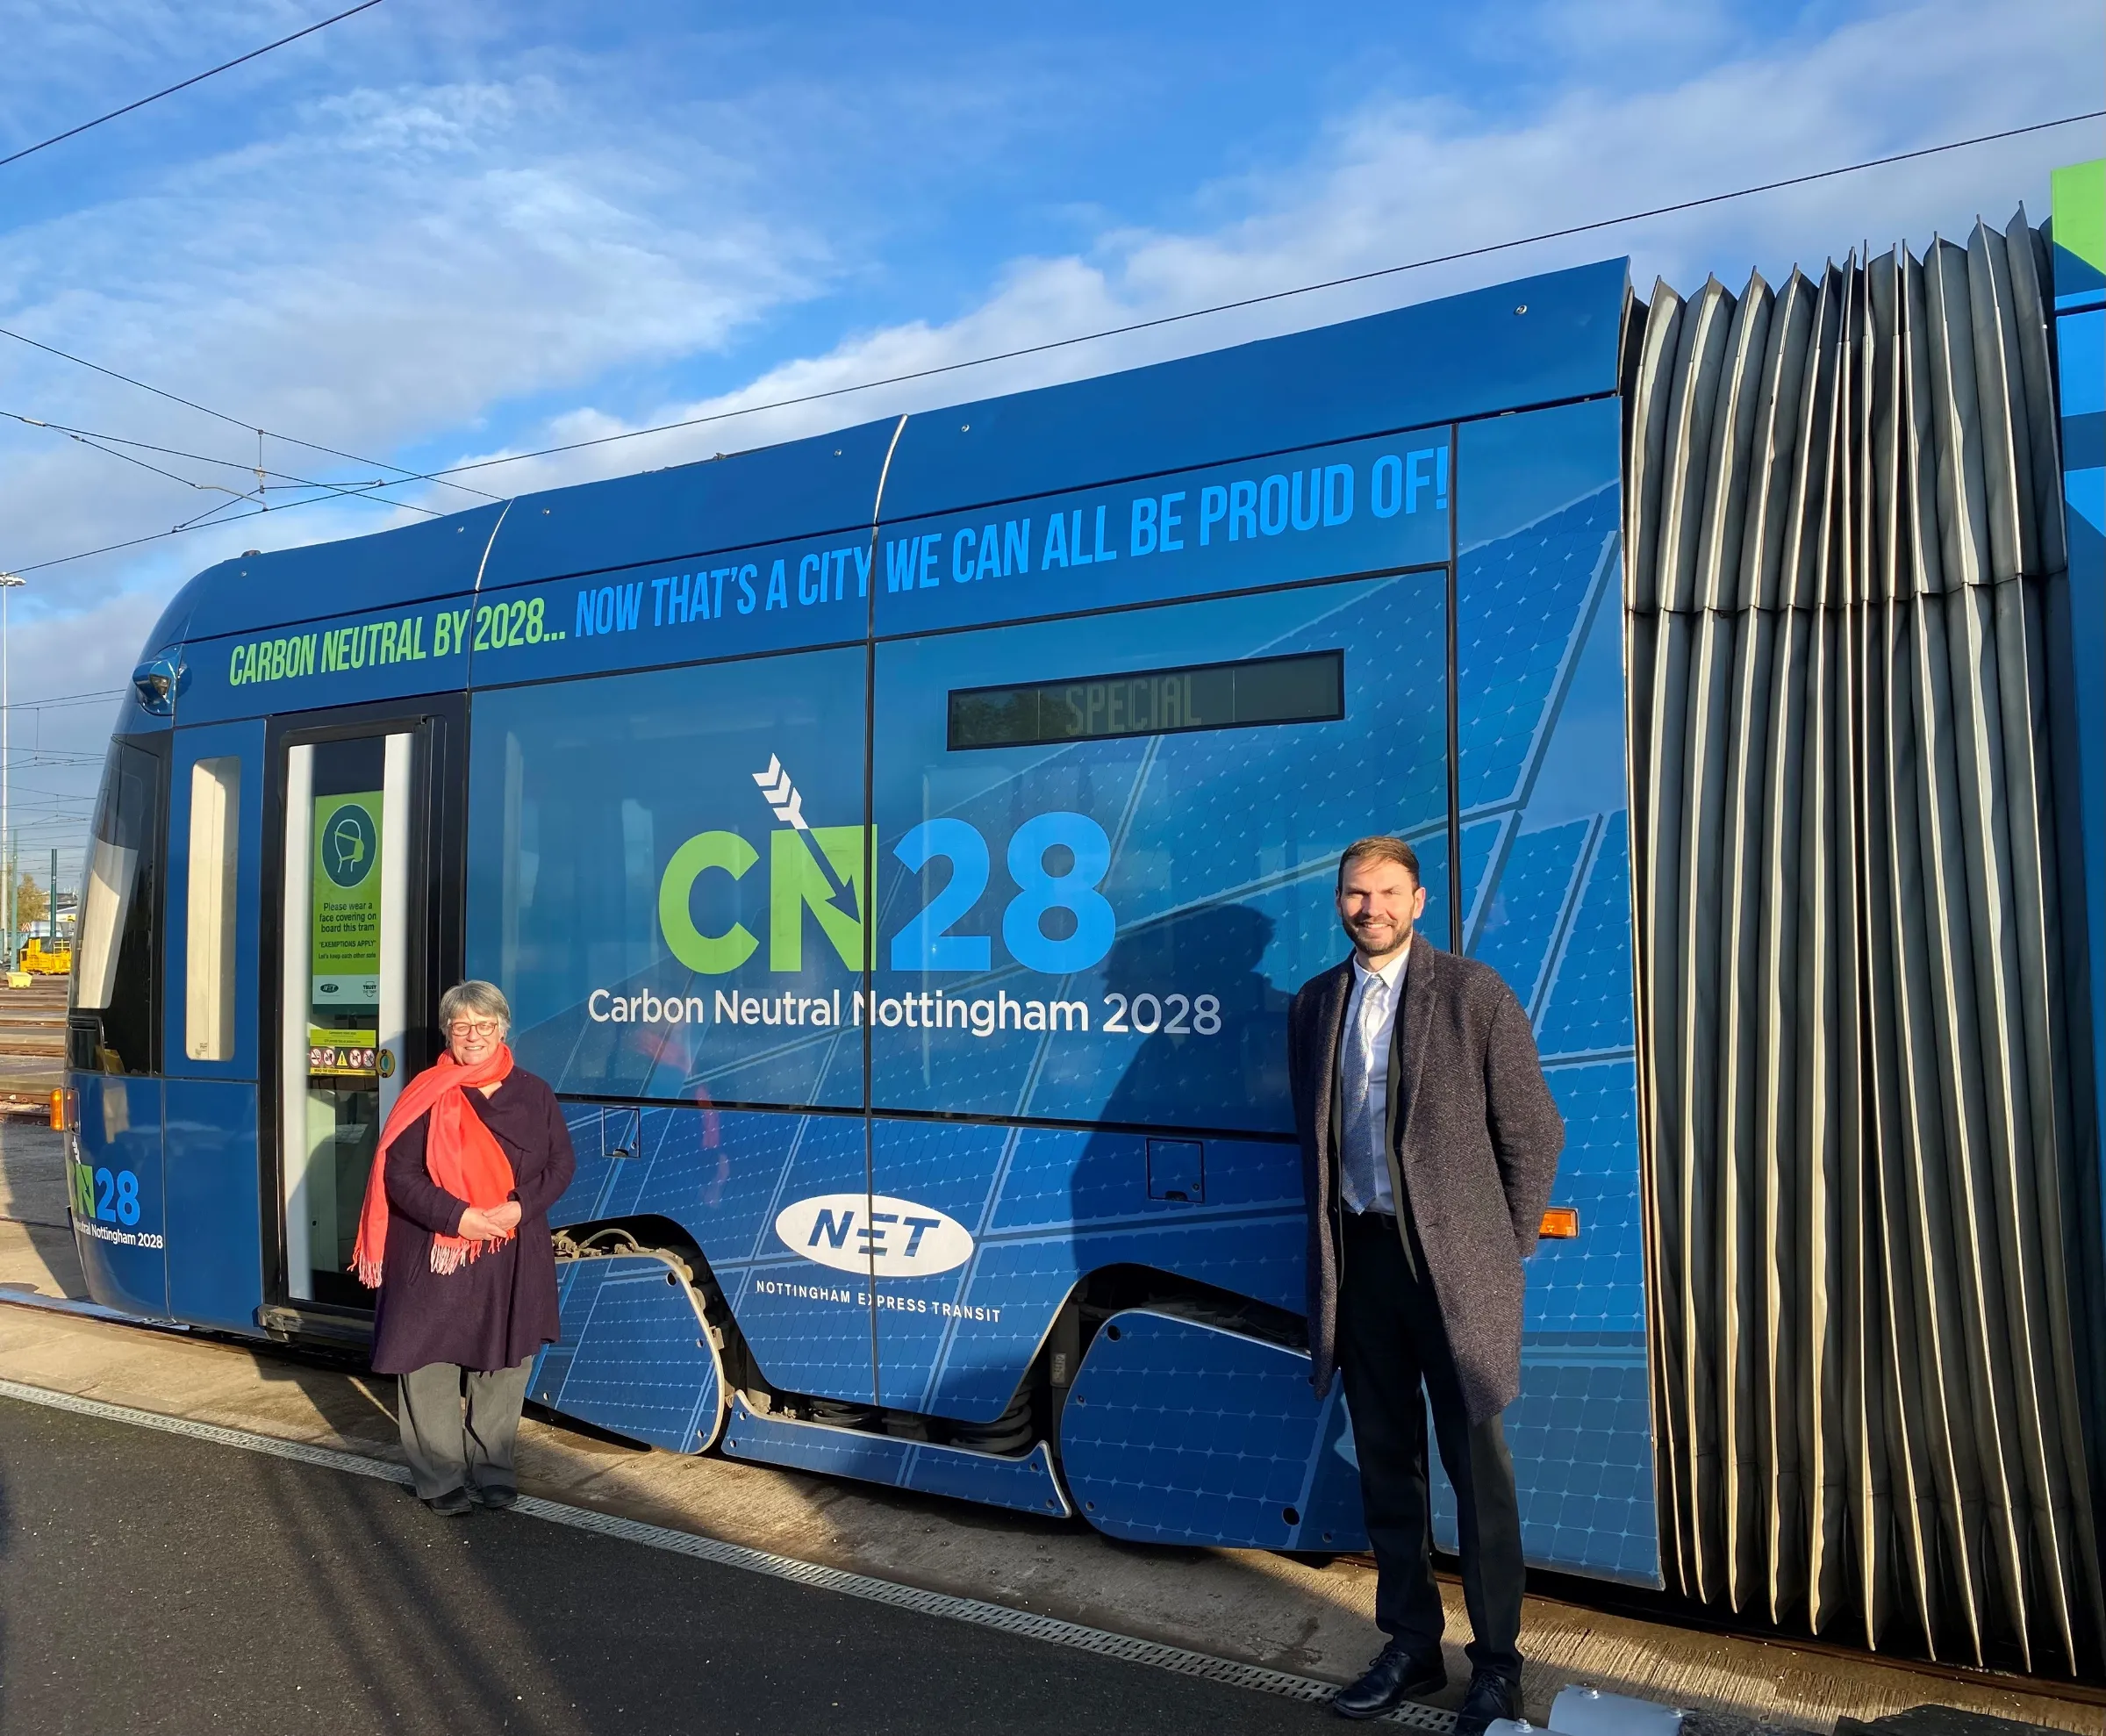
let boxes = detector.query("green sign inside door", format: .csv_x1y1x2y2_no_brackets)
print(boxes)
312,791,381,1007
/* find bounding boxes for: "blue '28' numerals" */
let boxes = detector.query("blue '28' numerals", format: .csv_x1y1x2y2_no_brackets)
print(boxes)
891,812,1115,975
94,1166,141,1225
892,819,991,971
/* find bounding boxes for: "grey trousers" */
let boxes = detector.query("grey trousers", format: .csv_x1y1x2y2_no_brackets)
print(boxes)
397,1359,532,1500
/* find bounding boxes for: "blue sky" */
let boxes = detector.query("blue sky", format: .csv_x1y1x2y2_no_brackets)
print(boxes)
0,0,2099,863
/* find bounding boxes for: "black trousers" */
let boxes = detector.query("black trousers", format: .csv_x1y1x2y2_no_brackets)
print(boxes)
1336,1209,1525,1680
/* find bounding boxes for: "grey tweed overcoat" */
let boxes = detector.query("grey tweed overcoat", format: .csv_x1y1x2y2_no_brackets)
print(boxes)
1289,934,1565,1425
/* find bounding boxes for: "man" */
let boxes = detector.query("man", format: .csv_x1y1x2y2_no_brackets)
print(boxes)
1288,836,1564,1730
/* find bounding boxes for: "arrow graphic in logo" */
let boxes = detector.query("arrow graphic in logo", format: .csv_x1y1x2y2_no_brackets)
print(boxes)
754,755,806,829
753,757,860,923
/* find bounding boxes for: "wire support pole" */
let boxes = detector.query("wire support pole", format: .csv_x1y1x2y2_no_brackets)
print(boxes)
0,572,21,975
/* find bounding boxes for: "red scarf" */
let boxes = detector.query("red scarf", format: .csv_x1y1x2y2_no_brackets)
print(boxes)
351,1044,518,1286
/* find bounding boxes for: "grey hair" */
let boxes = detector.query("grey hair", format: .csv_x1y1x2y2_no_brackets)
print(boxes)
438,979,511,1034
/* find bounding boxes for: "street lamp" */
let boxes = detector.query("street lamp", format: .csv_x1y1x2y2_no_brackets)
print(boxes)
0,572,23,979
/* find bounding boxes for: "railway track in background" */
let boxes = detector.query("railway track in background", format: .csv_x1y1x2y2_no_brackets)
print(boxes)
0,977,66,1115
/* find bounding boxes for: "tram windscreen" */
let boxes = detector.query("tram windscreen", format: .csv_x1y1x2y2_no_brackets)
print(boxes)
70,740,161,1074
948,650,1343,750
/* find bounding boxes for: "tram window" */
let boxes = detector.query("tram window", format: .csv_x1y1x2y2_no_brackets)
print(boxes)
948,649,1343,750
873,571,1446,1133
462,645,870,1107
70,740,162,1074
184,757,241,1061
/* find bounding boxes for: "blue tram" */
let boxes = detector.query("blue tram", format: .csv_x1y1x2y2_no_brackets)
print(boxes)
63,183,2106,1661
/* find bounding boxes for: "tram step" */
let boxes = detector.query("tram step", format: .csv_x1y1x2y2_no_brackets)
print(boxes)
719,1393,1072,1519
1060,1308,1365,1553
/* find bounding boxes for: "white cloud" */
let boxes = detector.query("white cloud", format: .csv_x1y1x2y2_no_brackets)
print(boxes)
441,0,2103,492
0,61,840,600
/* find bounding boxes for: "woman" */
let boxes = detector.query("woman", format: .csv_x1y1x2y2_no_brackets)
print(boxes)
353,980,577,1515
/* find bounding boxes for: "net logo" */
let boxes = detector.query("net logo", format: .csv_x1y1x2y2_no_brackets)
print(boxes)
775,1193,974,1278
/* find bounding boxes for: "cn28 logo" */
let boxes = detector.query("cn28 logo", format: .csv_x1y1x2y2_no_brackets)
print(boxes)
775,1194,974,1277
70,1159,141,1224
659,789,1117,978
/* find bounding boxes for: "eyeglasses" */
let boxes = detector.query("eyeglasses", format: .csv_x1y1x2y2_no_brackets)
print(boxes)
447,1018,504,1038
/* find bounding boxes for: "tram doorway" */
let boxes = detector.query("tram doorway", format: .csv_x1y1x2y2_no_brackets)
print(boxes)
268,704,462,1323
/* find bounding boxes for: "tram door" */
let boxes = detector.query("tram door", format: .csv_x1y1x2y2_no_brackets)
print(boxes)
270,708,458,1320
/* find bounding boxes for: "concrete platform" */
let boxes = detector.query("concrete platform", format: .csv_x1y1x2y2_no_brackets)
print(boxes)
0,1117,82,1309
0,1114,2096,1734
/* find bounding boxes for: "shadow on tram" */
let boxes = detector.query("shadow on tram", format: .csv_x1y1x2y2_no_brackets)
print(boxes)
1089,902,1291,1137
1062,901,1296,1338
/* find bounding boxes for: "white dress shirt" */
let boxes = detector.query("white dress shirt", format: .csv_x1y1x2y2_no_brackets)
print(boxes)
1340,948,1409,1215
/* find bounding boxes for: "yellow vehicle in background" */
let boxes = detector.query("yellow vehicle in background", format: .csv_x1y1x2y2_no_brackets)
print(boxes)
18,937,69,976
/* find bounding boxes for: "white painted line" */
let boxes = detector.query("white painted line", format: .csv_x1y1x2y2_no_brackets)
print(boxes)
0,1375,1452,1730
0,1377,412,1483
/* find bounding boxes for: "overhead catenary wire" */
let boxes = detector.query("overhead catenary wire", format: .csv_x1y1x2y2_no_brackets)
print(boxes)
0,0,387,172
4,104,2100,580
1,409,433,505
0,489,430,575
0,324,499,504
0,409,439,521
0,683,134,879
0,688,132,710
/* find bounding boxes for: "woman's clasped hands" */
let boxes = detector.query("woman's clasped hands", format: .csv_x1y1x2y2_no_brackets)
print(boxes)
456,1199,523,1242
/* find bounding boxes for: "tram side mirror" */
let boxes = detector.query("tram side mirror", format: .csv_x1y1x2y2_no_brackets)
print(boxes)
131,654,188,718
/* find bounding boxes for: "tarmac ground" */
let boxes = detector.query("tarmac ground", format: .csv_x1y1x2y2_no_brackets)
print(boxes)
0,1394,1342,1736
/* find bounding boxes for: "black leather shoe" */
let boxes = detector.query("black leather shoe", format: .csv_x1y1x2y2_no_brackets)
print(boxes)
470,1483,518,1510
424,1487,473,1517
1452,1669,1522,1736
1329,1641,1445,1719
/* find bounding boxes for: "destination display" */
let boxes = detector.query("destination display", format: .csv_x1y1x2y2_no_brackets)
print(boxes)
948,650,1343,750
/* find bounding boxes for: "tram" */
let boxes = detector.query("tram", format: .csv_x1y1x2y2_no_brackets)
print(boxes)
64,160,2106,1670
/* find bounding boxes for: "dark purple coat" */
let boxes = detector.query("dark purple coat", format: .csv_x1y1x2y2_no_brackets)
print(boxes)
369,1068,577,1376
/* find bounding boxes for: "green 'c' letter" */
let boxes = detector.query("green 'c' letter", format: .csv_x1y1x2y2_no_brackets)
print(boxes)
659,830,759,972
